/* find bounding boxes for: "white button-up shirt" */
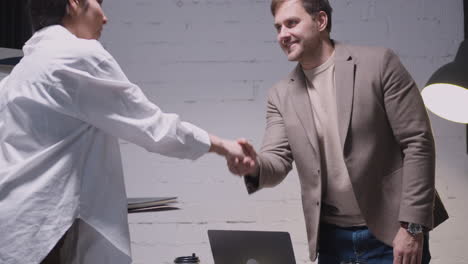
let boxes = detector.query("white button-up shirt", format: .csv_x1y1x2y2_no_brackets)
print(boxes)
0,25,211,264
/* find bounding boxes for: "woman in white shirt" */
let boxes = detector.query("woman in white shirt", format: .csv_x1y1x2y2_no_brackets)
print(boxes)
0,0,255,263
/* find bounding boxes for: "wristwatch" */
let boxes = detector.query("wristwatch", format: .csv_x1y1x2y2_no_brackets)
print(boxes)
401,222,424,236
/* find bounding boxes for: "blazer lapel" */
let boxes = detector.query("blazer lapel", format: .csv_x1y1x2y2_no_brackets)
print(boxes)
289,65,320,157
334,42,356,150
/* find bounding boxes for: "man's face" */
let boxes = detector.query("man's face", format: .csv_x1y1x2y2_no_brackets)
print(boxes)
67,0,108,40
274,0,321,63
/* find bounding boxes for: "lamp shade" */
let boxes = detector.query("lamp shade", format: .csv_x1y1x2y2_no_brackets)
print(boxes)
421,40,468,124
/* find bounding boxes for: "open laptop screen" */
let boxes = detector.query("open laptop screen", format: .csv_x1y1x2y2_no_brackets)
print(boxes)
208,230,296,264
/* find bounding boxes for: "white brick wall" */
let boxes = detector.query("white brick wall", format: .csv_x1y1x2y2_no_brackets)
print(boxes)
99,0,467,263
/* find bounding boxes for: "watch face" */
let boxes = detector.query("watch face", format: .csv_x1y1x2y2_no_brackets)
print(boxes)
408,223,423,235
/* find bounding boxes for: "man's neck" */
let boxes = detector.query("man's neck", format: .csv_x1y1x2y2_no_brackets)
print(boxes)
300,38,335,70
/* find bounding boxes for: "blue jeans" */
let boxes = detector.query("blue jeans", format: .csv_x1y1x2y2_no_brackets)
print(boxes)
318,223,431,264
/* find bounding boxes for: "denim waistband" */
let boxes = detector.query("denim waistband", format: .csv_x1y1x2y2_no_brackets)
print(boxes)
320,222,368,231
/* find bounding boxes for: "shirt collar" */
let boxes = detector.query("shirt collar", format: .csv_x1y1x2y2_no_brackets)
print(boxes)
23,25,76,56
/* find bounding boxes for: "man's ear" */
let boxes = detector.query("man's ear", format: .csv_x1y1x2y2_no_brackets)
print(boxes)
316,11,329,32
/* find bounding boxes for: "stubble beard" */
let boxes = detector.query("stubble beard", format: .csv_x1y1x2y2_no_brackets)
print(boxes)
286,44,302,62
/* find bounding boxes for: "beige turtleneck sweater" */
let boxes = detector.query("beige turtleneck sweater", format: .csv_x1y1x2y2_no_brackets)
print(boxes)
303,53,366,227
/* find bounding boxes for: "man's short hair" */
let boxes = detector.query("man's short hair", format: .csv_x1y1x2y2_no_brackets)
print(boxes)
27,0,88,32
270,0,333,33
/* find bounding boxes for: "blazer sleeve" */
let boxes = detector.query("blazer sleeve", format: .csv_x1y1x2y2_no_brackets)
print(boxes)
245,86,294,194
380,49,436,228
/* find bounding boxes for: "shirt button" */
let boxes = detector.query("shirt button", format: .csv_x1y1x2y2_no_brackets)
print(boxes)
316,202,320,206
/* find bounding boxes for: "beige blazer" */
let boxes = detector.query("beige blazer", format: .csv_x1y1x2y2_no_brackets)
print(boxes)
245,42,448,260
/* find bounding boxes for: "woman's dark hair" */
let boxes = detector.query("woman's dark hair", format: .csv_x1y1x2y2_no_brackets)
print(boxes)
28,0,87,31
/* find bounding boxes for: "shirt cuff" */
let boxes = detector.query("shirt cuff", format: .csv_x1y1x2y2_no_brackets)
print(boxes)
183,122,211,159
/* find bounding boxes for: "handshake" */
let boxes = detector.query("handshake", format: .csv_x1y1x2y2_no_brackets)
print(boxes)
209,135,259,177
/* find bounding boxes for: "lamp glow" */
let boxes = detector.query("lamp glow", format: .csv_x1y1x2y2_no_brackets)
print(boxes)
421,83,468,124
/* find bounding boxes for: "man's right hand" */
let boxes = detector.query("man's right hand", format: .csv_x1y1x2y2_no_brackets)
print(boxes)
392,227,424,264
226,138,258,176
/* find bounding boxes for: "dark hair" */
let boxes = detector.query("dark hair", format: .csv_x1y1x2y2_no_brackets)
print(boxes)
271,0,333,33
27,0,88,31
27,0,68,31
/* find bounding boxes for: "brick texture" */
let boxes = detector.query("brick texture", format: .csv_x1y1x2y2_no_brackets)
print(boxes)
98,0,467,263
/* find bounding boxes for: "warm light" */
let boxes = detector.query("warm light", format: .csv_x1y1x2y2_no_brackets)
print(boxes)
421,83,468,124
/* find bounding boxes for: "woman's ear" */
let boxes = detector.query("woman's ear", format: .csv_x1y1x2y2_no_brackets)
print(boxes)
66,0,83,17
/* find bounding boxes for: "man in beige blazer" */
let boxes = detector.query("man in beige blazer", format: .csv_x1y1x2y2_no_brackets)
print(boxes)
229,0,448,263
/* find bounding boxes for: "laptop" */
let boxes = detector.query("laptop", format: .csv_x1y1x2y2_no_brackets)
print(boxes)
208,230,296,264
